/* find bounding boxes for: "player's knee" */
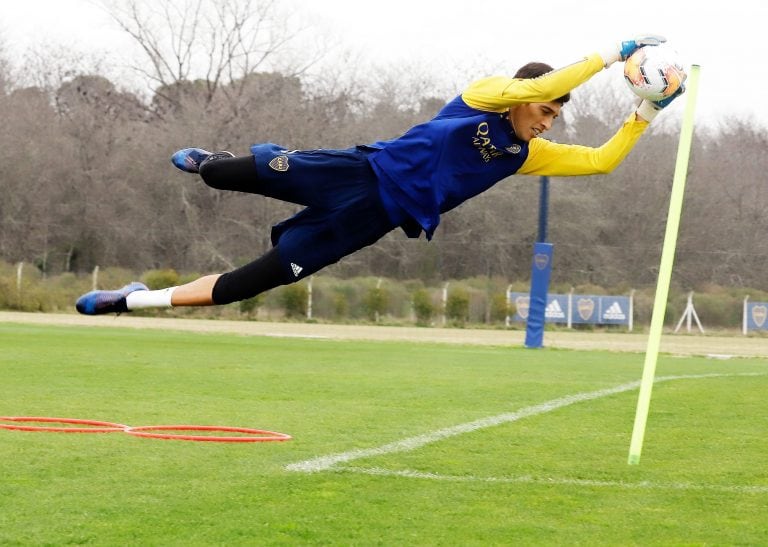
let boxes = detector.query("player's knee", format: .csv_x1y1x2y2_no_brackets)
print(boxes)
211,248,289,304
199,155,258,191
199,159,229,190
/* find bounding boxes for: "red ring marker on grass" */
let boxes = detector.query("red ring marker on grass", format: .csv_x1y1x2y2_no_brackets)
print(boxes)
0,416,127,433
123,425,292,442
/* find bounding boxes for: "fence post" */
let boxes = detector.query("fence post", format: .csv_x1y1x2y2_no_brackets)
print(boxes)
743,295,749,335
442,282,449,326
16,262,23,306
375,278,382,323
306,276,313,320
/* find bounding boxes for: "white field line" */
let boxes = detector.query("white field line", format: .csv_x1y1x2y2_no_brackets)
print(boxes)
336,466,768,494
286,373,766,474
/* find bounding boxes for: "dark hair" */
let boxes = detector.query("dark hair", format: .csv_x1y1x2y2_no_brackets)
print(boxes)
514,62,570,105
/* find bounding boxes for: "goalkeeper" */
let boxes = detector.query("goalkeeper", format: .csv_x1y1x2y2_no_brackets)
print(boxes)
76,35,683,315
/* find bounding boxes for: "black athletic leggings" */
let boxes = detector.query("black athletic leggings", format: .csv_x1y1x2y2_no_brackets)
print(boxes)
199,156,292,304
200,155,259,193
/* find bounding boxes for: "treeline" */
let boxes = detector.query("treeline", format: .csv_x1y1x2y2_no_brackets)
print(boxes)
4,261,767,331
0,3,766,293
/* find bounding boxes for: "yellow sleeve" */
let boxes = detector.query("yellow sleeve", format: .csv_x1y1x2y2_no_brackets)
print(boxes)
517,113,650,176
461,53,605,112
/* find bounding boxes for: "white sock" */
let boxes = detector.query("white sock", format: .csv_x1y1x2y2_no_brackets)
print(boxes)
126,287,176,309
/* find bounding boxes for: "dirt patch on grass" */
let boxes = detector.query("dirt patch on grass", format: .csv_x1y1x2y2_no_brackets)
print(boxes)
1,311,765,358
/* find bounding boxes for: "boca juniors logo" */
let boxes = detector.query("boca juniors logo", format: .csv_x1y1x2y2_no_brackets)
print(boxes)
269,155,290,172
533,253,549,270
752,305,767,328
577,298,595,320
515,296,530,319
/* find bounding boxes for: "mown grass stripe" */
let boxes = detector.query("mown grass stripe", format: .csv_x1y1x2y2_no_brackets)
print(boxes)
286,373,766,473
339,466,768,494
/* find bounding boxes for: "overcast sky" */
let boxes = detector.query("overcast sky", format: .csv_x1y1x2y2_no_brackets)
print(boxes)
2,0,766,129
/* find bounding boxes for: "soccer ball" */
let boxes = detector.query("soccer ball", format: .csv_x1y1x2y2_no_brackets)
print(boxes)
623,44,687,101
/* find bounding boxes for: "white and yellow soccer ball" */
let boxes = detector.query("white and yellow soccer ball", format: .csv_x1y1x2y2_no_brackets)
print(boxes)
623,44,687,101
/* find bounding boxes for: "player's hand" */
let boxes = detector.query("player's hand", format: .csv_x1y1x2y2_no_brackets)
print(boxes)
601,35,667,67
636,84,685,122
651,84,686,109
619,35,666,61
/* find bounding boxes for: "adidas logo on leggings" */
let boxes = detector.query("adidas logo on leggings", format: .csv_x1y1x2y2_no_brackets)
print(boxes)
290,262,303,277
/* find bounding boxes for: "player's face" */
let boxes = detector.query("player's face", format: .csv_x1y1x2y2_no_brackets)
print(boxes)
508,102,562,142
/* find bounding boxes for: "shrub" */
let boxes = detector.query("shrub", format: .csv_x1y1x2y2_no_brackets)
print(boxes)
332,291,349,319
141,269,180,290
0,273,17,308
412,288,435,326
239,295,263,317
490,293,512,323
362,286,389,322
445,288,470,326
688,292,741,329
280,283,308,318
92,267,135,290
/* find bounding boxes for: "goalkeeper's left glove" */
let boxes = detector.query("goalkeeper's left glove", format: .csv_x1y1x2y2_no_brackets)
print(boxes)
600,35,667,67
636,84,686,122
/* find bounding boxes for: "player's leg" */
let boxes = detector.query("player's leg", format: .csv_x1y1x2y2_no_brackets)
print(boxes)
185,145,377,209
271,186,398,285
75,248,289,314
197,154,315,207
75,185,398,315
132,247,290,308
172,147,322,207
76,147,397,315
264,190,397,289
127,195,397,313
170,146,312,205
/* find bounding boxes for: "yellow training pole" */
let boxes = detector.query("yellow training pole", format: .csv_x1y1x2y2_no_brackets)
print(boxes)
628,64,701,465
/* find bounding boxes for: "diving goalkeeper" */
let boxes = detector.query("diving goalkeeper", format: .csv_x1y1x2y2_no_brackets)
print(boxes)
76,35,683,315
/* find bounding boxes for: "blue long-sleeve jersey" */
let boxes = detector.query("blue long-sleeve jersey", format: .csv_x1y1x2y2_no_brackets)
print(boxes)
367,52,649,240
369,96,529,239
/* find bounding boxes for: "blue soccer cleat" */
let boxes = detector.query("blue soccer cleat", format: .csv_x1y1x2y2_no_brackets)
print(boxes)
170,148,234,173
75,282,148,315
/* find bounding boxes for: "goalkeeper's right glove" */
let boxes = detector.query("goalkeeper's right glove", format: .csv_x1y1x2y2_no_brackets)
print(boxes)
601,35,667,67
636,84,686,122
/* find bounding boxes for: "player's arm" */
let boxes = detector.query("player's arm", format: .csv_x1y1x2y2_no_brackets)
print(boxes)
518,81,686,176
461,54,605,112
462,36,667,113
517,113,649,176
517,75,685,176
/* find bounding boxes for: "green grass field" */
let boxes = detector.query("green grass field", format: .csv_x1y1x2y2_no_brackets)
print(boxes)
1,322,767,545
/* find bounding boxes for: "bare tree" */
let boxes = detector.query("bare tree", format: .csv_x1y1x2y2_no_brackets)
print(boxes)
677,120,768,287
0,37,10,95
102,0,323,115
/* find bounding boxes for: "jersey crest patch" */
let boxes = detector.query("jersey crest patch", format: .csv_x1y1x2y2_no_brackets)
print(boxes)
269,155,290,172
